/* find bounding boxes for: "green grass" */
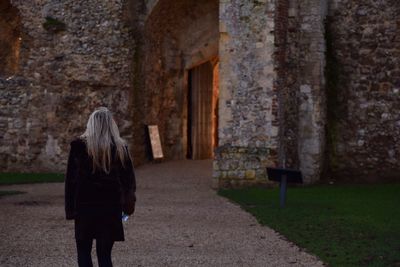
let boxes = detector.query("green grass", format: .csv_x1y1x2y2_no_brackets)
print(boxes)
0,173,64,185
219,184,400,267
0,190,25,198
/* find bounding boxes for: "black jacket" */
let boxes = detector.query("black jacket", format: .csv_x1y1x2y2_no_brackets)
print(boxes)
64,137,136,241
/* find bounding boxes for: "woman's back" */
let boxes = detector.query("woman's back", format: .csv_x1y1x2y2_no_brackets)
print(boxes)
65,107,136,266
66,136,135,215
69,137,130,215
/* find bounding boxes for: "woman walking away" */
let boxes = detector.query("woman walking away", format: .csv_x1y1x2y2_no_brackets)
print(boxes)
65,107,136,267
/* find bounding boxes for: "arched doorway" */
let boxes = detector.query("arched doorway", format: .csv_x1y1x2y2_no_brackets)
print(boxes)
142,0,219,161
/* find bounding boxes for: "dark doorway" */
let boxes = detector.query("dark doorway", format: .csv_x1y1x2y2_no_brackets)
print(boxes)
187,60,219,159
142,0,219,162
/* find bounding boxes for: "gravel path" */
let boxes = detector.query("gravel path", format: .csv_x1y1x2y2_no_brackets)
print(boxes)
0,160,324,267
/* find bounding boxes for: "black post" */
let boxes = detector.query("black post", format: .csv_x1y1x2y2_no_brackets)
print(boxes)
267,167,302,208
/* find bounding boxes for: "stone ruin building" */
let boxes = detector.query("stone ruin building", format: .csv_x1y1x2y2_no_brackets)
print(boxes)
0,0,399,187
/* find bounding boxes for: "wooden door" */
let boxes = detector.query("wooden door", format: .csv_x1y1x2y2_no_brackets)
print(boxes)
188,61,214,159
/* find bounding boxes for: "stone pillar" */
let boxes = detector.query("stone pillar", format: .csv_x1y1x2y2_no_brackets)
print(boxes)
214,0,278,187
297,0,327,183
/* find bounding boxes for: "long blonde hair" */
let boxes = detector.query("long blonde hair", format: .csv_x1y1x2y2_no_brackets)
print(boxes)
81,107,128,173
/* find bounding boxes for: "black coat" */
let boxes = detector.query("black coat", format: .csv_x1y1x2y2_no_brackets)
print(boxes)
65,137,136,241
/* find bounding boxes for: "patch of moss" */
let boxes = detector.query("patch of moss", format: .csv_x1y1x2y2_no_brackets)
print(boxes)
253,0,265,7
43,16,66,33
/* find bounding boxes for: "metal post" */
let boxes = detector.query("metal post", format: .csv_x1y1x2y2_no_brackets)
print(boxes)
279,174,287,208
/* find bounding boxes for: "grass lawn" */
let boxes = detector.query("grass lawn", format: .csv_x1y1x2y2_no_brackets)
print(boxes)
0,173,64,185
219,184,400,267
0,190,25,198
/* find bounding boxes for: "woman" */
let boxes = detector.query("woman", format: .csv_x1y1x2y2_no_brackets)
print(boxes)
65,107,136,267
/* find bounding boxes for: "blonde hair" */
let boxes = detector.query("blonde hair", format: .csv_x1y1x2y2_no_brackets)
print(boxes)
81,107,128,173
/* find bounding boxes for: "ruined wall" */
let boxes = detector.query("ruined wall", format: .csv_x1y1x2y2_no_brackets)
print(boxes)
272,0,400,183
214,0,327,186
0,0,134,172
214,0,278,187
142,0,219,161
326,0,400,181
2,0,398,184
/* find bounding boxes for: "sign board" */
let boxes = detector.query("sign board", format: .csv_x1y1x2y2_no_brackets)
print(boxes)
267,167,303,184
148,125,164,159
266,167,303,208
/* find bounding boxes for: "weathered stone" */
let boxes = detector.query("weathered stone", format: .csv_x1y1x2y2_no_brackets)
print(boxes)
325,0,400,182
0,0,399,186
245,170,256,180
0,0,133,172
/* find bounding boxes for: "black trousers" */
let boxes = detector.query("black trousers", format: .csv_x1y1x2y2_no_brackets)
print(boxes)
76,239,114,267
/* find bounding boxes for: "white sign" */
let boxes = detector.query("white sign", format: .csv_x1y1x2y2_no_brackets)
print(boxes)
148,125,164,159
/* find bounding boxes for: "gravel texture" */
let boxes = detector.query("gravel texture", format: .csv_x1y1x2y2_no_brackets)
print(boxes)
0,160,324,266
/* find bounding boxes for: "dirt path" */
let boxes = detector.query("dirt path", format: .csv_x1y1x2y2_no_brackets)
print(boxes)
0,160,324,266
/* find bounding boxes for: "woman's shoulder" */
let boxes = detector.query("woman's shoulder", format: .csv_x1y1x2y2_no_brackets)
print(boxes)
70,136,87,150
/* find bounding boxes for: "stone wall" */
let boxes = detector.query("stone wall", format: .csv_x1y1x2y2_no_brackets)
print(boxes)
214,0,279,187
0,0,134,172
1,0,399,185
326,0,400,181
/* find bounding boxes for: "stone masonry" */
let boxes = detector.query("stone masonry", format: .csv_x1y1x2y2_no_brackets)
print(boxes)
0,0,133,171
214,0,279,187
0,0,399,185
325,0,400,181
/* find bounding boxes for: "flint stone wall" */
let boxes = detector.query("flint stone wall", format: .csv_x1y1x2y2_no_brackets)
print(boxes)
0,0,133,172
214,0,279,187
1,0,399,185
326,0,400,181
